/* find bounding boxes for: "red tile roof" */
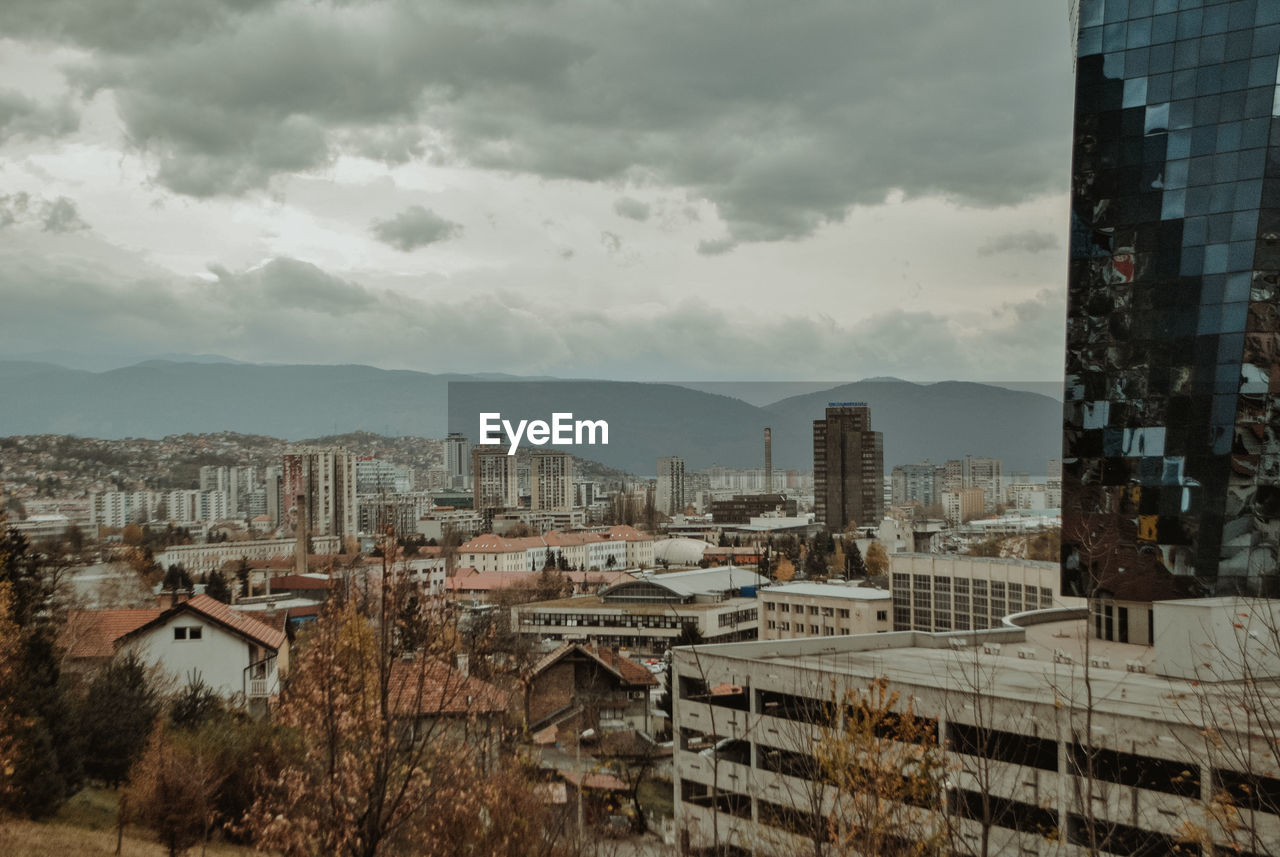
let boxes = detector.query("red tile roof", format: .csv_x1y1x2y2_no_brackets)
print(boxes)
61,608,162,660
116,594,286,651
387,658,508,716
558,770,627,791
529,643,657,687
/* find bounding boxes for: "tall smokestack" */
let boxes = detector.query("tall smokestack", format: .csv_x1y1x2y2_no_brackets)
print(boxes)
764,427,772,492
295,491,308,577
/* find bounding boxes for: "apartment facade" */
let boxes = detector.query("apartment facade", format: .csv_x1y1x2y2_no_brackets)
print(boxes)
758,582,891,640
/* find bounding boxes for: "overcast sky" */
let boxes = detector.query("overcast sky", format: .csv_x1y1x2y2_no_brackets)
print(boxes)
0,0,1075,382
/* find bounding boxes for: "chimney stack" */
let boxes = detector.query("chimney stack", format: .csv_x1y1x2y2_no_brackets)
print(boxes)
764,427,772,491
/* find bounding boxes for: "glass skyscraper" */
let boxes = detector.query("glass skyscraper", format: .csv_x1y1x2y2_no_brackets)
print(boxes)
1063,0,1280,601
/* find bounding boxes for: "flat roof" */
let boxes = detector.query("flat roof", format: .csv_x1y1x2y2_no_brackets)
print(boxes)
762,582,890,601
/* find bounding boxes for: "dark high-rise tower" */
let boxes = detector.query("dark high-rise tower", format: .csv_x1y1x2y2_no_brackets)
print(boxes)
813,404,883,531
1063,0,1280,602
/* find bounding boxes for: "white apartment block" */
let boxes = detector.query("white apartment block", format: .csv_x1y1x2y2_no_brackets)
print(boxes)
530,450,574,511
657,456,687,517
889,553,1082,633
90,491,156,529
758,581,892,640
153,535,343,575
282,446,358,540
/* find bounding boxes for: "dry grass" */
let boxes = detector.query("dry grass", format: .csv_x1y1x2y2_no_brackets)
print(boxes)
0,818,259,856
1,787,262,857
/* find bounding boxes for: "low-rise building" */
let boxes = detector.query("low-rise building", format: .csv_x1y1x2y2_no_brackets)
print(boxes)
513,567,765,656
524,642,657,734
758,581,891,640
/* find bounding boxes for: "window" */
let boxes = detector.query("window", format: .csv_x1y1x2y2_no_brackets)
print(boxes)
821,606,834,617
763,601,776,611
173,625,202,641
876,610,888,621
780,603,790,613
808,605,819,615
174,627,186,640
838,608,850,618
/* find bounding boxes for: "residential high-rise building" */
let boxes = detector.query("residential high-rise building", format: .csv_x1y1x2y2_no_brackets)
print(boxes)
472,447,518,511
964,456,1003,514
812,403,883,531
445,432,471,490
530,450,573,511
891,460,941,507
1063,0,1280,601
282,447,358,542
655,456,686,516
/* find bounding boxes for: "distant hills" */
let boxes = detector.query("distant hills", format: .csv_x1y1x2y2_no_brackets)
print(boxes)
0,360,1063,474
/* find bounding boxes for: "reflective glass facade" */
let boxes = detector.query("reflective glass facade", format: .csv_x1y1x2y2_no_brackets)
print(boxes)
1063,0,1280,599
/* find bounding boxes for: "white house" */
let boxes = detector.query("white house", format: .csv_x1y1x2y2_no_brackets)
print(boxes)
114,594,287,702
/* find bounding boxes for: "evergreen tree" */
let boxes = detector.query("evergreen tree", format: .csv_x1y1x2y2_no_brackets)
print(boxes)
204,568,233,604
162,564,194,591
80,652,161,786
0,519,84,818
847,539,869,578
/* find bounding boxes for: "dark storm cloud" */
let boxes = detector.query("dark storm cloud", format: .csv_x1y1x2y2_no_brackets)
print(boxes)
25,0,1070,245
40,197,89,232
0,89,79,141
613,197,650,222
213,258,374,315
0,246,1067,380
370,205,463,251
977,230,1060,257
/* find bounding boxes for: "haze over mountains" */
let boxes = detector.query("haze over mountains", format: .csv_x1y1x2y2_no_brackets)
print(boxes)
0,360,1063,475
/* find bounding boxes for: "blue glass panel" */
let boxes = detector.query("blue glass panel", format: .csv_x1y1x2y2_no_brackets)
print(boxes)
1125,77,1150,107
1228,240,1255,269
1152,12,1179,42
1081,0,1106,27
1080,26,1105,57
1202,5,1231,35
1163,188,1188,219
1106,0,1131,23
1258,0,1280,27
1222,302,1250,331
1129,17,1155,47
1225,270,1252,301
1205,243,1231,273
1227,211,1254,242
1105,22,1130,52
1185,213,1209,243
1175,38,1202,68
1200,303,1225,333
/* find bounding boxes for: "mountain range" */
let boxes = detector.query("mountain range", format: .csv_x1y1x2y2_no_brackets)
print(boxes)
0,360,1063,474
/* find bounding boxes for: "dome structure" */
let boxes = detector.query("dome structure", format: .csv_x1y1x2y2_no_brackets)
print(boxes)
652,537,708,566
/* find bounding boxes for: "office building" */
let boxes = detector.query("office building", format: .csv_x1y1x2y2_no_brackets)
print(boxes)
1064,0,1280,600
530,450,573,511
813,404,884,531
656,456,687,516
282,446,358,541
888,553,1077,633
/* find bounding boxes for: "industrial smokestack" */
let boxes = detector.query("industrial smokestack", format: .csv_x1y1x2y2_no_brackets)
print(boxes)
764,427,772,491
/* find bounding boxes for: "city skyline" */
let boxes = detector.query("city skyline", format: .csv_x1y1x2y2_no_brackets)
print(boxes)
0,0,1073,382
